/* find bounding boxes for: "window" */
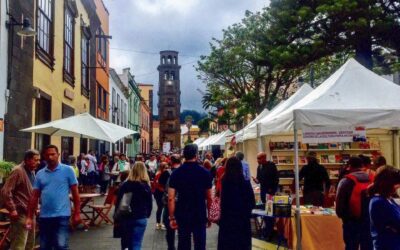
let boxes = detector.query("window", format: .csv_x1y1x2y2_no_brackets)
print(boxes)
167,56,172,64
170,71,175,80
120,99,124,126
102,89,107,111
112,88,116,123
167,98,173,105
124,103,128,127
97,28,107,63
61,104,74,163
37,0,54,68
162,57,166,64
117,94,120,124
81,27,90,97
173,57,177,64
64,6,75,85
164,71,168,80
97,86,102,108
167,110,173,118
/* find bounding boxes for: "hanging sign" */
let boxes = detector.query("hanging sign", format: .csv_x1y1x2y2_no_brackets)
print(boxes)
0,118,3,132
302,126,366,143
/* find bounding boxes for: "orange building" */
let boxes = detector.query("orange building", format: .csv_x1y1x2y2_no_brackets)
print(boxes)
140,98,151,154
89,0,110,154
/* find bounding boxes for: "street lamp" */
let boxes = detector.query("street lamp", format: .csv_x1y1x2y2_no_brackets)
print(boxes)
6,16,36,90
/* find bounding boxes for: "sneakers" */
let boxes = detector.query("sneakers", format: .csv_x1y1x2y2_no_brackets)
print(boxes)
156,223,166,230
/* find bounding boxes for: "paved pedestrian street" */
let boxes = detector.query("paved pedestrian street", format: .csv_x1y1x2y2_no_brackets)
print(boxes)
70,201,219,250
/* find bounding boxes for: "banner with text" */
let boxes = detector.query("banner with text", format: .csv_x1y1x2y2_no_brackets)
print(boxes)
302,126,366,143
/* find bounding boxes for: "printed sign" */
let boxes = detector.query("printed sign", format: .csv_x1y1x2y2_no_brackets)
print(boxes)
302,127,366,143
162,142,171,153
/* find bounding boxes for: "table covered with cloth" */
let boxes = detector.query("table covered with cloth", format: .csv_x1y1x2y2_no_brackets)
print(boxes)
280,214,345,250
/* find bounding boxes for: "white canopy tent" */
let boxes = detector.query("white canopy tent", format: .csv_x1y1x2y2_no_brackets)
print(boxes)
259,58,400,249
199,130,233,151
235,108,270,143
198,134,219,150
245,84,313,141
193,137,206,146
21,112,138,143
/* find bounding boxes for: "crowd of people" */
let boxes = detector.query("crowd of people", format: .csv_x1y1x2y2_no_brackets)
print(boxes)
1,143,400,250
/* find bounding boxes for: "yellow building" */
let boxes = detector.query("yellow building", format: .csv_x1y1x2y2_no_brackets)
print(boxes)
32,0,91,160
181,125,200,148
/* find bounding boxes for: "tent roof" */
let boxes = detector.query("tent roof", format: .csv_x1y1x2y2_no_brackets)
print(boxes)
260,58,400,135
193,137,206,145
199,130,232,149
235,108,270,143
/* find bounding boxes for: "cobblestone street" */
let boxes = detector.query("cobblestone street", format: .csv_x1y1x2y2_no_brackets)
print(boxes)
70,201,219,250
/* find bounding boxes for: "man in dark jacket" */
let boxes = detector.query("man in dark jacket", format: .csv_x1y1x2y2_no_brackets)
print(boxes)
168,144,213,250
299,151,331,206
252,152,278,240
336,156,373,250
252,152,279,204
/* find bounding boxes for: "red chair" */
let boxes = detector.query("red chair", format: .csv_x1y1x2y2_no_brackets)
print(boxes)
89,186,117,225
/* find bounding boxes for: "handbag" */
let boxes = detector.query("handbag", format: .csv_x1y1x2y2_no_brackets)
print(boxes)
114,192,133,221
209,196,221,223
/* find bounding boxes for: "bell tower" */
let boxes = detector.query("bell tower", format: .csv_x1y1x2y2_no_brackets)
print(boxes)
157,51,181,151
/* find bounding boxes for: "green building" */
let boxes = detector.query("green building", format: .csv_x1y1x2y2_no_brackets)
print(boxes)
119,68,140,158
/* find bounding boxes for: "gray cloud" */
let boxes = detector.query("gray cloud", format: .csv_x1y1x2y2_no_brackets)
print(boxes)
104,0,268,114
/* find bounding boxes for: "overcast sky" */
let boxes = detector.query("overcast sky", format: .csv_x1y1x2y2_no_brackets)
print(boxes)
104,0,268,114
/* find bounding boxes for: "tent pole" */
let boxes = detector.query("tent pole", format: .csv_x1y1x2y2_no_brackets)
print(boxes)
294,124,302,250
257,123,263,152
242,130,246,154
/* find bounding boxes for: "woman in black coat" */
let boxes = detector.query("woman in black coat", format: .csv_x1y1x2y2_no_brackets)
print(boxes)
218,156,256,250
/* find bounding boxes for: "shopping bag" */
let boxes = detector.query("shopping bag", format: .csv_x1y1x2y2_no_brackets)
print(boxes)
209,196,221,223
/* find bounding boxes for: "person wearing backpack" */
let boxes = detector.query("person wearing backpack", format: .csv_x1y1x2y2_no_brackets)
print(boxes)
336,156,374,250
159,154,181,250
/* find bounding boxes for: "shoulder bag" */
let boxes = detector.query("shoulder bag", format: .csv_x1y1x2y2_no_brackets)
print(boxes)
114,192,133,221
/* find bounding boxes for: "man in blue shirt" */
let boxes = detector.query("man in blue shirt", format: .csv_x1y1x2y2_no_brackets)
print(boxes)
168,144,213,250
26,145,81,249
236,151,251,182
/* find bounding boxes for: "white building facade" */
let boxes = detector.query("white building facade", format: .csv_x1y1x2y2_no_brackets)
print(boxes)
109,69,129,154
0,1,8,160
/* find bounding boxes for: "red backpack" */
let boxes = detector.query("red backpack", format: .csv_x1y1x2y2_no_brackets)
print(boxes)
345,172,374,218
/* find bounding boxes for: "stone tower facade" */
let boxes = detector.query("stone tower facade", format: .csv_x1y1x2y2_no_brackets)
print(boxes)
157,51,181,151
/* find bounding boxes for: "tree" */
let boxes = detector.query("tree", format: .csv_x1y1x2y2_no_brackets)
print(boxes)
197,117,210,134
179,110,206,124
266,0,400,70
197,11,299,127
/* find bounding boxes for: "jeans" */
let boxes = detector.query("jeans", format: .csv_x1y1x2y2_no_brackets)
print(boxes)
39,216,70,250
342,220,373,250
163,206,176,250
10,214,35,250
177,222,206,250
154,191,164,224
121,218,148,250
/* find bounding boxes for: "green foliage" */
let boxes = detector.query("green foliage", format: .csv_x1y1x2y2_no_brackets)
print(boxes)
197,118,210,133
197,0,400,128
0,161,15,177
184,139,193,145
179,110,206,124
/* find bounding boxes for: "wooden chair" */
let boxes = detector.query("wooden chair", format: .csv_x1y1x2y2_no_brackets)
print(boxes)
89,186,117,225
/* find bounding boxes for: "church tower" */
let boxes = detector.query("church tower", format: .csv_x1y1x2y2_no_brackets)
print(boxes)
157,51,181,150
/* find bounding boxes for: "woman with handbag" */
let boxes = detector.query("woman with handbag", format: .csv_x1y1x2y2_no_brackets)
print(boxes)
115,161,153,250
218,156,255,250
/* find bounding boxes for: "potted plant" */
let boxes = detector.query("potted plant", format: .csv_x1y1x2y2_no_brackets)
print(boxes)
0,161,15,185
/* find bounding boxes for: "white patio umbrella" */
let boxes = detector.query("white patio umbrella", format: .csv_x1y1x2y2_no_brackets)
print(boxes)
21,112,138,143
